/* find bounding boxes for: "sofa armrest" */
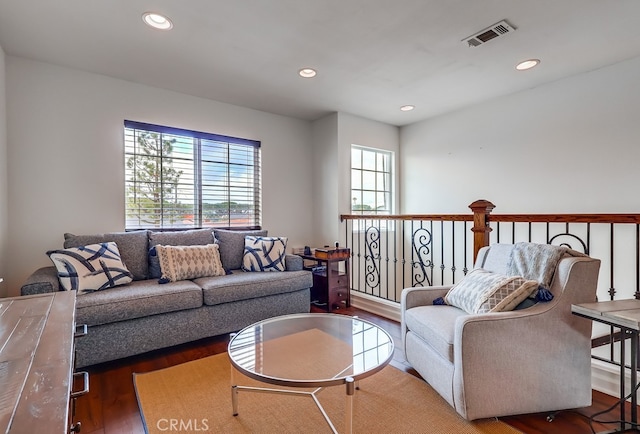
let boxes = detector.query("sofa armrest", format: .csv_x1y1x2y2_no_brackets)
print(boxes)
285,254,303,271
21,266,61,296
401,285,452,310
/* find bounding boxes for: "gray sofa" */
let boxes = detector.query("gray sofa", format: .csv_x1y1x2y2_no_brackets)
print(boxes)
21,228,312,368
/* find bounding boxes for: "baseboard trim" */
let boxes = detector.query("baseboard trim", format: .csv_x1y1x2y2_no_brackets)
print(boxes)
350,291,401,323
591,359,628,399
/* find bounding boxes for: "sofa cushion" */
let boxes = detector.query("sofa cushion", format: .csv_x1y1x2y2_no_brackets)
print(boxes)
195,269,312,306
148,228,216,278
284,254,303,271
444,268,538,314
404,305,468,363
156,244,226,282
48,242,133,293
75,279,203,326
213,229,267,270
64,230,149,281
242,236,288,272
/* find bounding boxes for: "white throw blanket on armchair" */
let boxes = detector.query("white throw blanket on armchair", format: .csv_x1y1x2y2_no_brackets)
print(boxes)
507,242,587,298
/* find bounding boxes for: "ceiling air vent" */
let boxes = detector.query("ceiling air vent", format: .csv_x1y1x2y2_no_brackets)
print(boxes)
462,20,516,47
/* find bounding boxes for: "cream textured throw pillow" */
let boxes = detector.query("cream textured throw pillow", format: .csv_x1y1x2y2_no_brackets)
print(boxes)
444,268,538,314
156,244,226,283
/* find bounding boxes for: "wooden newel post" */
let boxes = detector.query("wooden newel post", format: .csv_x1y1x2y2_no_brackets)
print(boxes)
469,200,495,262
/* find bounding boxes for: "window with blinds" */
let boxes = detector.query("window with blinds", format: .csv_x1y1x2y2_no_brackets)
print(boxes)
124,120,261,230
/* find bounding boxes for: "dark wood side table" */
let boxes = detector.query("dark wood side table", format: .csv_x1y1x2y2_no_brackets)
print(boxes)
572,299,640,433
302,248,351,312
0,290,87,433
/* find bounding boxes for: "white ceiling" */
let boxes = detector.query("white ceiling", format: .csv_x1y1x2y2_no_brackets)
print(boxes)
1,0,640,126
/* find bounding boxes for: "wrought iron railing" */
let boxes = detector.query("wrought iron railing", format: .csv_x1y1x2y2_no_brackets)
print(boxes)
341,215,473,302
340,200,640,369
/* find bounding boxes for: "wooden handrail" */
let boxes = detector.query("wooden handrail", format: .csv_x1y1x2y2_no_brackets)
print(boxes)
486,214,640,224
340,214,472,221
340,213,640,224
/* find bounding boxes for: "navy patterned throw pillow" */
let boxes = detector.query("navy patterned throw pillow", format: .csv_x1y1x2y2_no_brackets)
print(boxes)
47,242,133,293
241,236,287,272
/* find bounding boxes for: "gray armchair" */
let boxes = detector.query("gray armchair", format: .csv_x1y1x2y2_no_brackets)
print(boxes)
401,243,601,420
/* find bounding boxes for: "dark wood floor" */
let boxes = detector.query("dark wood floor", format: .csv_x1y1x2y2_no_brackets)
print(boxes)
76,305,639,434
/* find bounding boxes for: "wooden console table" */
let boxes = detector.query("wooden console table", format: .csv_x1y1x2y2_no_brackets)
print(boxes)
0,290,86,433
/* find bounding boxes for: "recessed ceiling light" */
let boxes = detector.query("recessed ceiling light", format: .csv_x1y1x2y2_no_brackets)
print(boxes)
400,105,415,112
298,68,317,78
142,12,173,30
515,59,540,71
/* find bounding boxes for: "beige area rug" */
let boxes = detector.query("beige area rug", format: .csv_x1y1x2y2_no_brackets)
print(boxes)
134,353,521,434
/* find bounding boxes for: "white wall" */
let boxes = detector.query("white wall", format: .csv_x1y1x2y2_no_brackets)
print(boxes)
0,44,7,297
311,112,399,247
401,55,640,215
311,113,339,247
5,57,314,296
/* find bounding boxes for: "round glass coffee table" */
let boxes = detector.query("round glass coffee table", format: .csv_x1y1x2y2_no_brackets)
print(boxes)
227,313,394,434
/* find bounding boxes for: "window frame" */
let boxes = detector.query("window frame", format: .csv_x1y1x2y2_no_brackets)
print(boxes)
350,145,394,216
124,120,261,230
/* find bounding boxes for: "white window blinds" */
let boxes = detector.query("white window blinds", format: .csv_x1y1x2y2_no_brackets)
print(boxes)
124,120,261,229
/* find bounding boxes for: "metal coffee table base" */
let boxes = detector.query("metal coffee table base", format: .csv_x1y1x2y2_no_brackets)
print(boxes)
231,366,357,434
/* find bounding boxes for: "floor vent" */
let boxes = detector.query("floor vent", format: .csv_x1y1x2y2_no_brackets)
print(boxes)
462,20,516,47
